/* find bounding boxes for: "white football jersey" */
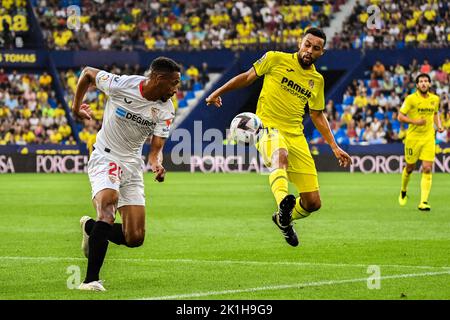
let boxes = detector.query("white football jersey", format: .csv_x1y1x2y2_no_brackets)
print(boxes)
93,70,175,159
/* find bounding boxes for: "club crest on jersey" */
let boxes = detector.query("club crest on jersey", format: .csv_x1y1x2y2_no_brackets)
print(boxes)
308,80,314,89
151,108,159,121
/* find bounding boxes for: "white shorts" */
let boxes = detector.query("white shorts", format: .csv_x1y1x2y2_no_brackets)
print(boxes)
87,149,145,208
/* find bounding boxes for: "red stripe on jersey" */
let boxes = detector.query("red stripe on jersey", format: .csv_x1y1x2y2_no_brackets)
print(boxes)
139,80,144,98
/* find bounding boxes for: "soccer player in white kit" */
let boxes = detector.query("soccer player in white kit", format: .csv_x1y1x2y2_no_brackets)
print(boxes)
71,57,181,291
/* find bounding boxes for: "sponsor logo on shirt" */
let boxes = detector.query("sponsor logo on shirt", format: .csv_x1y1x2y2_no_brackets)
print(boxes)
115,107,156,127
417,107,435,113
280,77,312,99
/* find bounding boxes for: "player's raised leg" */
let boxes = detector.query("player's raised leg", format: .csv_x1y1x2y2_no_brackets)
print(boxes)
266,144,298,247
418,161,433,211
269,149,290,208
399,163,415,206
256,129,296,221
287,172,321,220
78,188,117,291
293,191,322,220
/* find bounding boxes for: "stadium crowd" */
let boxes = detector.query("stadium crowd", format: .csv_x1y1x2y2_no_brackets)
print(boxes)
2,1,449,148
0,68,75,145
34,0,345,51
330,0,450,50
310,59,450,145
0,0,28,49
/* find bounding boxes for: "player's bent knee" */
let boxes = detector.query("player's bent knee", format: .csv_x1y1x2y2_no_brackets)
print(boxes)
304,200,321,212
406,164,415,174
97,214,115,225
125,229,145,248
422,167,432,174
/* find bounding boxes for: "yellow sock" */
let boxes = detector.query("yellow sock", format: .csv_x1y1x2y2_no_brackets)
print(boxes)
292,197,311,220
269,168,288,206
420,172,432,203
401,167,411,192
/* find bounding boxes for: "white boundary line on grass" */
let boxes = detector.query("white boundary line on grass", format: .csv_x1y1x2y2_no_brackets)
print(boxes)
141,270,450,300
1,256,450,270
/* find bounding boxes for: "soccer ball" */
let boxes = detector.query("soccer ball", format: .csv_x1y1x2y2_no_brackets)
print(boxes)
229,112,263,144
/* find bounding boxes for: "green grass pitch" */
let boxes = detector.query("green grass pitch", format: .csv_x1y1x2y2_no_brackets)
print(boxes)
0,172,449,300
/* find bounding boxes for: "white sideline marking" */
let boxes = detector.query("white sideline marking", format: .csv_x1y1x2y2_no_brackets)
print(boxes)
142,270,450,300
1,256,450,270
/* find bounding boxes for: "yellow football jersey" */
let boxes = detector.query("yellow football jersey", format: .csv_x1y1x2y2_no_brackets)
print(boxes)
253,51,325,136
400,91,440,140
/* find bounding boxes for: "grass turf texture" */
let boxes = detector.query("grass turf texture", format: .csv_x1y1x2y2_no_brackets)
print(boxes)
0,172,449,300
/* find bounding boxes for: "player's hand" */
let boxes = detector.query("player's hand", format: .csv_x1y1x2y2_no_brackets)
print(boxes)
205,94,222,108
414,119,426,126
73,103,93,120
152,163,166,182
332,146,352,167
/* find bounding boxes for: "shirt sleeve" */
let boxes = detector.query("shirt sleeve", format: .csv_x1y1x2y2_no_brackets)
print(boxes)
435,96,440,113
153,117,173,139
399,95,411,114
153,102,175,139
95,70,125,96
253,51,276,77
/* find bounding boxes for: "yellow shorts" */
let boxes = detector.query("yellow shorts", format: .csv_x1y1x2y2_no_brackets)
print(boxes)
404,138,435,164
255,128,319,193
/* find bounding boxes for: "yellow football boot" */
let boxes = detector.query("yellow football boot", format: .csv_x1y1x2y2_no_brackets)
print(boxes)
418,202,431,211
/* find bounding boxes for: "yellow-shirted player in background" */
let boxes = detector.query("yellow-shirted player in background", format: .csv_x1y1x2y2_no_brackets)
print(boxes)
398,73,444,211
206,28,352,247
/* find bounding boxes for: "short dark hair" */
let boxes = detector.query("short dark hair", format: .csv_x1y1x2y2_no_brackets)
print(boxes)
150,57,181,73
304,27,326,47
415,73,431,84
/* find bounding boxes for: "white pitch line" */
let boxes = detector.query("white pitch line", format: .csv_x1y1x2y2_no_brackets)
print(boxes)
142,270,450,300
1,256,449,271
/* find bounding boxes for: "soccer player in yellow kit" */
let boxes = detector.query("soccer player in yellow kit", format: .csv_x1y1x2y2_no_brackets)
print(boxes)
398,73,444,211
206,28,352,247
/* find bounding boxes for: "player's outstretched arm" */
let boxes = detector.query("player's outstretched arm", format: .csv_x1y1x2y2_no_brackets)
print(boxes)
72,67,100,120
149,135,166,182
205,67,258,108
397,112,426,126
434,112,444,133
310,110,352,167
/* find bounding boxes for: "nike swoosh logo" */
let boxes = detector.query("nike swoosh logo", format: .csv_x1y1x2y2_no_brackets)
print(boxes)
124,98,132,104
286,68,294,72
